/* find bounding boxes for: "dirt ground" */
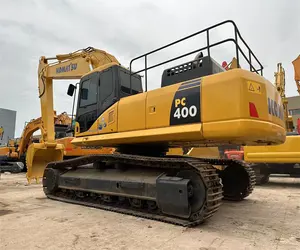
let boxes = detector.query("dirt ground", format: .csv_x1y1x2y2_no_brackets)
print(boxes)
0,173,300,250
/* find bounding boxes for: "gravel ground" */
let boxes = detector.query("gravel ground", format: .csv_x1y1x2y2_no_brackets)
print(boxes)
1,173,300,250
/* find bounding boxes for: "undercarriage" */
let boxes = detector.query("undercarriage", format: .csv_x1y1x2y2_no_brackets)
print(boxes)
0,161,24,173
43,151,255,227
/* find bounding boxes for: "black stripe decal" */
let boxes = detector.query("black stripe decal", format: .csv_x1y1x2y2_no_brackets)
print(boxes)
181,79,201,86
179,81,200,90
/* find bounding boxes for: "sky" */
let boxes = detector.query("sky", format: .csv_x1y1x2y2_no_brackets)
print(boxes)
0,0,299,137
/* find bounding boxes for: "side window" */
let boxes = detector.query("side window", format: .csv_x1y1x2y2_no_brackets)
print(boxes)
99,69,113,103
79,78,97,107
119,69,143,95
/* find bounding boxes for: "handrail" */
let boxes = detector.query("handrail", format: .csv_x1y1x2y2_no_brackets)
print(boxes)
129,20,264,92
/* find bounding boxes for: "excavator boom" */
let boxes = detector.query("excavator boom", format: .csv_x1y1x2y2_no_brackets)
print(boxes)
42,47,119,80
292,55,300,94
27,47,119,182
273,63,294,131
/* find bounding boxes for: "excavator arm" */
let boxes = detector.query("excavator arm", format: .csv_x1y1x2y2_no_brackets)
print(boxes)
27,47,120,182
274,63,285,98
274,63,294,132
292,55,300,95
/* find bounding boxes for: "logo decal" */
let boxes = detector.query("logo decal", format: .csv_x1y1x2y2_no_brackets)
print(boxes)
170,79,201,126
267,97,284,120
98,117,107,131
56,63,78,74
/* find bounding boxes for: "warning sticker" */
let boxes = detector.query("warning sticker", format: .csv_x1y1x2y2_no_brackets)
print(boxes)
247,81,262,95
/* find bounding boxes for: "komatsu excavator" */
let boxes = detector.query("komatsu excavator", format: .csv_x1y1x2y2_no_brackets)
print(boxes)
243,56,300,184
28,20,285,226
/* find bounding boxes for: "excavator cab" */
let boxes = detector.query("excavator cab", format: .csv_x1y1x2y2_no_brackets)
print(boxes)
68,65,143,134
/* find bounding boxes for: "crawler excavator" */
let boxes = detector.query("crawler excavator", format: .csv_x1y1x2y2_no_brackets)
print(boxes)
0,112,113,175
0,112,72,173
27,20,285,226
243,56,300,184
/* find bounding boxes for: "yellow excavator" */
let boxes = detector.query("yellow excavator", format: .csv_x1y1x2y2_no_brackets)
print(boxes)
274,63,294,131
0,111,112,175
27,20,285,226
294,55,300,94
243,56,300,184
0,111,72,173
0,126,4,140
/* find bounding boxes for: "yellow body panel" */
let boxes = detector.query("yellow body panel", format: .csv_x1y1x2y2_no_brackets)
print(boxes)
187,147,220,158
0,147,15,157
202,69,284,144
74,124,203,146
56,137,115,157
118,93,147,132
166,148,184,155
146,84,179,129
74,69,285,147
244,135,300,163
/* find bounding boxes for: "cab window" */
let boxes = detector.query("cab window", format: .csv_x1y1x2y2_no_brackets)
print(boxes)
80,78,97,107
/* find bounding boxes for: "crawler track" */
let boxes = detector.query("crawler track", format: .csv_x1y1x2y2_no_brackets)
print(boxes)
0,161,24,173
43,154,223,227
199,158,256,200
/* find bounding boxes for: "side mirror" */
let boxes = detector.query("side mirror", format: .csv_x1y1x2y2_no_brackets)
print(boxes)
81,88,88,100
67,84,76,96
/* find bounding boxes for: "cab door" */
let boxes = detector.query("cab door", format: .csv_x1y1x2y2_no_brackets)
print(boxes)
76,72,99,133
97,67,116,116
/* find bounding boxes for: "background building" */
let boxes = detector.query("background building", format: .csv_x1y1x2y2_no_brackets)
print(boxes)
0,108,17,145
287,96,300,131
